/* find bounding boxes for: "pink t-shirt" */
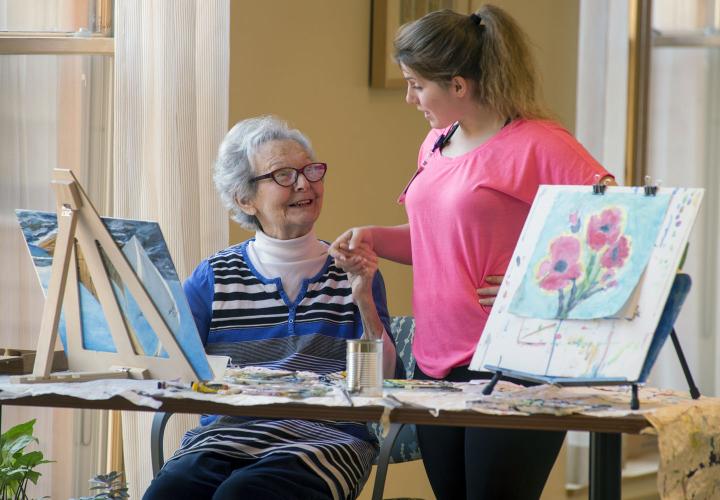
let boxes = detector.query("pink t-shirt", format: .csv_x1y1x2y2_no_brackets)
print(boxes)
399,119,612,378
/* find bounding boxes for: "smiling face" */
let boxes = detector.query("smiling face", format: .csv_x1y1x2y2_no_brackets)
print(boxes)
401,64,468,129
238,139,324,240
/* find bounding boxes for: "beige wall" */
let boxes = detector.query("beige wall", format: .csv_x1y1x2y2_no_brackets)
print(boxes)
229,0,580,317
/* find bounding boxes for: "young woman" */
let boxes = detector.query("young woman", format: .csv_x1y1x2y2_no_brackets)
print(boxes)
331,5,614,499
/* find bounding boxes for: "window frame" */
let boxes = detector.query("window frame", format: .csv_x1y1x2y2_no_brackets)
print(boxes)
0,0,114,55
0,35,113,55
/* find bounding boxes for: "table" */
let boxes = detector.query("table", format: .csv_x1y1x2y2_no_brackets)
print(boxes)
1,389,650,500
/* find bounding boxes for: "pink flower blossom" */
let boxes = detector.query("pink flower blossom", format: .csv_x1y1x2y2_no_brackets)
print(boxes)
537,236,583,291
587,208,622,250
600,236,630,269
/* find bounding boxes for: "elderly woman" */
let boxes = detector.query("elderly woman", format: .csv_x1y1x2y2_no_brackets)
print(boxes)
144,116,398,500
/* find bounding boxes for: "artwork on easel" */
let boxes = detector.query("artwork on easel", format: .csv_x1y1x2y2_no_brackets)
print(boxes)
470,185,703,383
509,192,671,320
14,169,213,382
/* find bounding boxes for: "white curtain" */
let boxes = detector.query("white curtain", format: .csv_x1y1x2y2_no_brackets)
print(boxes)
575,0,628,183
0,54,63,500
113,1,229,497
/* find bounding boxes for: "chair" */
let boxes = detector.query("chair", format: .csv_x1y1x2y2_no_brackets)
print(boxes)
150,316,422,500
370,315,421,500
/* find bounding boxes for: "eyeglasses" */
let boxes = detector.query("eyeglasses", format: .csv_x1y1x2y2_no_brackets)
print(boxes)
250,162,327,187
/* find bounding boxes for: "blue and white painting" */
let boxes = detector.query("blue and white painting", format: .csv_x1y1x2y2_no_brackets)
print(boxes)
16,210,213,380
509,192,671,319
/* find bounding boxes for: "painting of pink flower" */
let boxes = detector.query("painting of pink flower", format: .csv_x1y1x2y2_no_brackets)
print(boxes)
510,191,672,323
536,236,582,291
587,208,622,250
601,235,630,268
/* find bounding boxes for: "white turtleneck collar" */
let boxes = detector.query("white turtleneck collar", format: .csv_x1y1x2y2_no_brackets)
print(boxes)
246,229,329,302
252,229,327,263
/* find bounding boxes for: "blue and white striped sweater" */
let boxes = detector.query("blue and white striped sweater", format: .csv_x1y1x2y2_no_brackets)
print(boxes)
185,241,389,372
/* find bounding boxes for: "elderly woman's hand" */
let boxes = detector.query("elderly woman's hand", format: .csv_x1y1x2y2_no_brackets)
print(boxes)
333,242,378,299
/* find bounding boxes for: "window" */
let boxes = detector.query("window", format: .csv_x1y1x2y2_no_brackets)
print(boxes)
0,2,114,497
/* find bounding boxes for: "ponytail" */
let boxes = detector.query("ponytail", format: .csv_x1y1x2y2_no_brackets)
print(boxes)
393,4,549,120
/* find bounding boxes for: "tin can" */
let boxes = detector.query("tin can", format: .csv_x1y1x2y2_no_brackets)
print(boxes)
346,339,383,396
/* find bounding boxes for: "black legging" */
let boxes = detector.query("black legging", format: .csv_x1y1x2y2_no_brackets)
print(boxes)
414,365,565,500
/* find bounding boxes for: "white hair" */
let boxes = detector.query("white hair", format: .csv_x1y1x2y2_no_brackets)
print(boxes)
213,116,314,230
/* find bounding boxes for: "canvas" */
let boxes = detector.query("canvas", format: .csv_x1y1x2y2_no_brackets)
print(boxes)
470,186,703,382
16,209,213,381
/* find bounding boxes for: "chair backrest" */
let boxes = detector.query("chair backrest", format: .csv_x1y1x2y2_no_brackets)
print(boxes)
390,315,416,378
367,316,421,464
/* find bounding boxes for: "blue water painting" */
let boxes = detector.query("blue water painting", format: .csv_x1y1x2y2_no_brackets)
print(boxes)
509,192,671,319
16,210,213,380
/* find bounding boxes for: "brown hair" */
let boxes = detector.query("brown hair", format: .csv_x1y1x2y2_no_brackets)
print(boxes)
393,4,549,120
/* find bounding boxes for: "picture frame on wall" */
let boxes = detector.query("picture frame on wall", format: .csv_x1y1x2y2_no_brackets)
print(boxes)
369,0,472,89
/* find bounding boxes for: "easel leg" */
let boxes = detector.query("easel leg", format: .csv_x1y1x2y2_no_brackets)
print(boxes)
631,384,639,410
482,371,502,395
32,207,78,378
589,432,621,500
670,328,701,399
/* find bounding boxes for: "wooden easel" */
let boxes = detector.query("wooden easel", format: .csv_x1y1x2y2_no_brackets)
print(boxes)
13,169,200,383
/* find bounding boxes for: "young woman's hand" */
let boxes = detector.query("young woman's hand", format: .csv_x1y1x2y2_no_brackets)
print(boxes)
329,227,375,262
477,275,504,306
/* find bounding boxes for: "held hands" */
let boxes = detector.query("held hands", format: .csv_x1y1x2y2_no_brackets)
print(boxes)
328,227,375,259
477,275,504,306
329,227,377,295
331,229,386,344
331,239,378,300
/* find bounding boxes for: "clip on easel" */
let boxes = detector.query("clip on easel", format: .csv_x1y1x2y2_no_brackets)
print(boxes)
482,178,701,410
592,174,608,195
12,169,201,384
592,174,660,197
